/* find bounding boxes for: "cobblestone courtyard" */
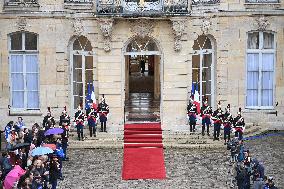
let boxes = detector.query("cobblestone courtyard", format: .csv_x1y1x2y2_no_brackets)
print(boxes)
58,135,284,189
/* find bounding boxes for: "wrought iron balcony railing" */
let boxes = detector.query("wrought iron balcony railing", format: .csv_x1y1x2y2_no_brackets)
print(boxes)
191,0,220,5
4,0,38,5
97,0,189,16
64,0,93,3
245,0,279,3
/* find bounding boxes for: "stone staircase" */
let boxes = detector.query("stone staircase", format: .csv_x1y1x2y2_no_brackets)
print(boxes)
67,121,279,149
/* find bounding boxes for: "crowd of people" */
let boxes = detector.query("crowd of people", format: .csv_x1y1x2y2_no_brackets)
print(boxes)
227,137,279,189
0,108,69,189
0,96,110,189
187,98,245,144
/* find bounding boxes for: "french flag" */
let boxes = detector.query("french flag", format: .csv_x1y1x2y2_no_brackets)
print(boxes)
191,83,200,114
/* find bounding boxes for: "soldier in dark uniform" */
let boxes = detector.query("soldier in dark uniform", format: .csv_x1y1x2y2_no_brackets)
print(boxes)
74,106,85,141
43,107,56,130
187,99,198,132
59,106,70,160
223,104,233,145
234,108,245,140
212,102,223,141
87,106,98,137
98,97,109,132
201,99,212,136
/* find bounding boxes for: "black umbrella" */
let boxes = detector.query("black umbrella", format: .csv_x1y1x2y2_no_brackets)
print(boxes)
10,143,31,151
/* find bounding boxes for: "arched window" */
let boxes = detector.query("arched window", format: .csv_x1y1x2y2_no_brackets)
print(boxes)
71,36,94,110
246,31,275,108
9,32,39,110
192,35,214,106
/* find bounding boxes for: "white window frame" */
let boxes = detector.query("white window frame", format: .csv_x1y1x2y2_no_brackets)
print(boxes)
70,39,95,114
192,38,215,108
246,31,276,110
9,32,40,111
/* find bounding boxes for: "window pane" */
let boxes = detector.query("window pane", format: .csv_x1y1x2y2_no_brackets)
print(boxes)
247,72,258,89
262,72,273,90
11,33,22,50
262,53,274,71
74,96,83,109
263,33,274,49
74,55,82,68
85,40,92,51
247,54,259,71
192,55,199,68
261,89,273,106
247,89,258,106
12,91,24,108
247,32,259,49
11,73,24,90
73,39,82,50
85,56,93,69
25,32,37,50
26,55,38,72
26,73,39,91
11,55,23,72
27,91,39,109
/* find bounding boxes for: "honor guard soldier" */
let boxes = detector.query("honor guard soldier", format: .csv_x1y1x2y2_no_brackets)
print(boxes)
223,104,233,145
87,104,98,137
212,102,223,140
98,96,109,132
74,105,85,141
59,106,71,130
43,107,56,130
59,107,70,160
187,98,198,132
201,99,212,136
234,108,245,140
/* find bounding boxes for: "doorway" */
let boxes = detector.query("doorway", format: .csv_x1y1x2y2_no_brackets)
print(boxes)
124,37,161,122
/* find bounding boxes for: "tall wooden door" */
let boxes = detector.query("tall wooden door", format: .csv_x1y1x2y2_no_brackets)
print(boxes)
125,55,130,100
154,55,160,99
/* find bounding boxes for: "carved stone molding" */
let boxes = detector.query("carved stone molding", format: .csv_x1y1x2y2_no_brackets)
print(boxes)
129,19,155,38
255,16,270,31
98,18,114,52
16,17,28,31
171,18,186,52
201,17,212,34
72,18,84,36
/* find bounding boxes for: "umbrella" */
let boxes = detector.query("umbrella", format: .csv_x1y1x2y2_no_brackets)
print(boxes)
31,147,54,157
42,143,56,150
10,143,31,151
44,128,64,136
4,165,26,189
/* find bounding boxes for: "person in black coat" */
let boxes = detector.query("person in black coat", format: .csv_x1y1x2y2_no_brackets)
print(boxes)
49,155,61,189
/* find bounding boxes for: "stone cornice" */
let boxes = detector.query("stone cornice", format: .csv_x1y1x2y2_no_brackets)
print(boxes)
0,9,284,19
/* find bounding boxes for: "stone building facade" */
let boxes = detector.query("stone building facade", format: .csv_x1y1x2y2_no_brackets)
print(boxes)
0,0,283,132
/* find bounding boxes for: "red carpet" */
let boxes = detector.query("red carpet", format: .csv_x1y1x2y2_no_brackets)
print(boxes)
122,123,166,180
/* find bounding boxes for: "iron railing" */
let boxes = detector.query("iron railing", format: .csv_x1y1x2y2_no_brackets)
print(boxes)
191,0,220,5
97,0,189,16
4,0,38,4
245,0,279,3
64,0,93,3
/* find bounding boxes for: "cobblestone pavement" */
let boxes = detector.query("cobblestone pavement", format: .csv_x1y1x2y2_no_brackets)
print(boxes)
58,135,284,189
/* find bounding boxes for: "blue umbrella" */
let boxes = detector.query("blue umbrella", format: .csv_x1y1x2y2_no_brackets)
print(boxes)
31,147,53,157
44,128,64,136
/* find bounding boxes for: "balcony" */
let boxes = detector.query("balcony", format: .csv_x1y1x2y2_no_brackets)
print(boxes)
96,0,189,16
64,0,94,10
244,0,280,9
191,0,220,13
191,0,220,5
4,0,39,11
